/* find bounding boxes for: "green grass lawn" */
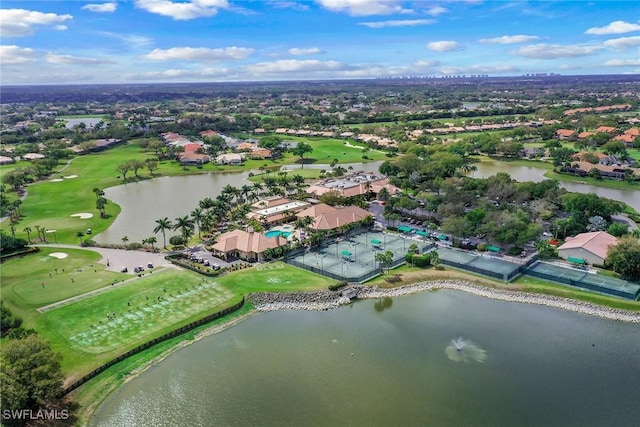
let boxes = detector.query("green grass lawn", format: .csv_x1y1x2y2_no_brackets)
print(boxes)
36,268,237,375
1,247,125,318
216,261,331,294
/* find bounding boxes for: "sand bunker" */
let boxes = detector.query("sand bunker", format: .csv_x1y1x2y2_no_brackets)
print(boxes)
50,178,64,182
49,252,68,259
70,212,94,219
64,175,79,179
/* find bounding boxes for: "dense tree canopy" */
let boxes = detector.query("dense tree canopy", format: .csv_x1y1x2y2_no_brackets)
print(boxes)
605,237,640,281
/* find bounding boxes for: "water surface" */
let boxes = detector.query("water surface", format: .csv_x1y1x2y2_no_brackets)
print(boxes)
92,290,640,426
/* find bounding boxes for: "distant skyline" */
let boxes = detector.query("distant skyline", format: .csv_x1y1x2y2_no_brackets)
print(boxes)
1,1,639,85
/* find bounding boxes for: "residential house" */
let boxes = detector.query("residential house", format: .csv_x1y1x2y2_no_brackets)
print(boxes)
557,231,618,265
556,129,576,140
179,153,210,165
306,172,401,198
595,126,617,134
215,153,243,165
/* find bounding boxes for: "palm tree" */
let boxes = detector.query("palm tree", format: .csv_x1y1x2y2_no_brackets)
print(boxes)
76,231,85,244
154,217,173,249
23,226,32,243
146,236,157,249
191,207,204,238
12,200,22,218
121,236,129,246
240,185,253,204
173,216,195,246
199,197,215,214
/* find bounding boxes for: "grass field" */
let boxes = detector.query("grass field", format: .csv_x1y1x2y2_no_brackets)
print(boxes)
1,246,331,379
216,261,331,293
1,247,125,318
36,268,238,376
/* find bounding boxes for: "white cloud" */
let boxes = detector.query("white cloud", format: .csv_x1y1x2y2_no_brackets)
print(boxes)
603,58,640,67
0,45,38,64
135,0,229,20
289,47,323,55
360,19,435,28
603,35,640,50
478,35,539,44
268,1,309,10
585,20,640,35
514,43,600,59
55,25,68,31
439,64,520,75
316,0,412,16
145,46,253,61
427,40,462,52
129,67,231,80
82,3,118,13
425,6,448,16
244,59,347,74
46,53,114,65
0,9,73,37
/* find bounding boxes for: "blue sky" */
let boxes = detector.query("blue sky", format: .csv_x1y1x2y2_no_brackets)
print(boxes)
1,1,639,85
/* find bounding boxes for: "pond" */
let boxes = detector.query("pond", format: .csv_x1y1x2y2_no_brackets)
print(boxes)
473,159,640,211
94,172,252,245
95,162,383,245
91,290,640,426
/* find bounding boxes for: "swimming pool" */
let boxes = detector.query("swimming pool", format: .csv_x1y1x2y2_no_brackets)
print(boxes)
265,230,292,238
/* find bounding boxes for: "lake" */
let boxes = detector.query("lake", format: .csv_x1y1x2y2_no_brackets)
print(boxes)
95,162,383,244
95,172,252,245
473,159,640,211
95,159,637,245
91,290,640,426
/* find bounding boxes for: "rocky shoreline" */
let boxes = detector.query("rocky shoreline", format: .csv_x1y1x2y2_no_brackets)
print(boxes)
247,280,640,323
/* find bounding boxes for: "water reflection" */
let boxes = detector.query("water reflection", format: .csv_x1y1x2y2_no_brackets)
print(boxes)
445,337,487,363
373,297,393,312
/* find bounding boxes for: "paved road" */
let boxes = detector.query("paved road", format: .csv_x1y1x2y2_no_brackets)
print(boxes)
611,214,638,231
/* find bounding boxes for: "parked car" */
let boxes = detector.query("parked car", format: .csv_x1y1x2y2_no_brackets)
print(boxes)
147,262,154,268
120,266,128,273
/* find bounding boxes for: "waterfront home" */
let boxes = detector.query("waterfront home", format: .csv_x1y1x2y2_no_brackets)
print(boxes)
215,153,243,165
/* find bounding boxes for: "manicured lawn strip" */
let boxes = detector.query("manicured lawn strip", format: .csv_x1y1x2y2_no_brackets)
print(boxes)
216,261,332,294
248,168,324,182
36,268,238,375
277,136,388,163
69,303,254,426
0,247,124,313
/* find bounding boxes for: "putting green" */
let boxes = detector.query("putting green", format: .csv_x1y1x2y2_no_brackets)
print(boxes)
1,247,125,309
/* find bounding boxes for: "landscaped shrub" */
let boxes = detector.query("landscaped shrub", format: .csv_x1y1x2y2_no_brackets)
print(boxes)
435,265,445,270
507,246,523,256
412,254,432,268
169,235,186,246
477,243,488,251
127,242,143,250
81,239,97,247
329,281,348,291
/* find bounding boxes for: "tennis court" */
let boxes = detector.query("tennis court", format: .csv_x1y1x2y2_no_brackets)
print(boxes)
286,230,433,282
525,262,640,300
436,247,522,281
